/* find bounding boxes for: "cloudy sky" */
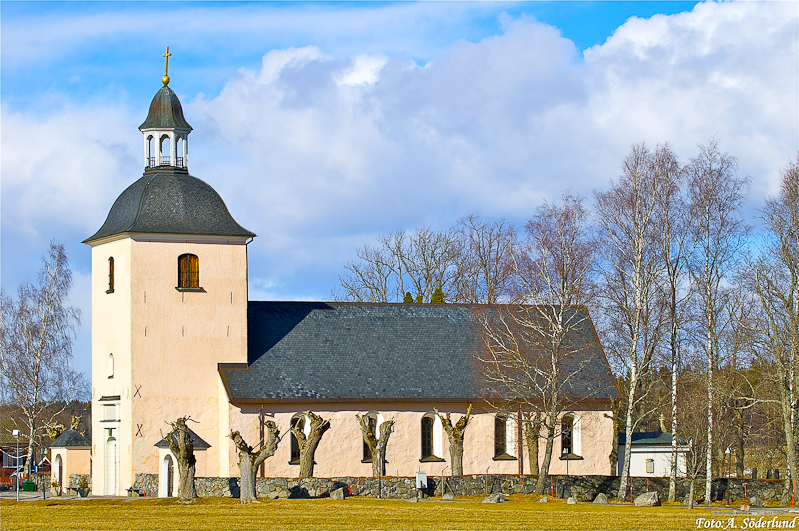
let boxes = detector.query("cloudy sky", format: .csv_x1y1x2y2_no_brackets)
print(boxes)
2,1,797,378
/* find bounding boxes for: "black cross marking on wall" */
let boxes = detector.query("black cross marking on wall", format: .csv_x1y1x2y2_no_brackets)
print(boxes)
134,385,142,398
136,424,143,437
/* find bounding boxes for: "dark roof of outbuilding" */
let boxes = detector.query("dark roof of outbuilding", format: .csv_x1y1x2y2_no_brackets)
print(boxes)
154,427,211,450
50,429,90,448
139,85,192,131
84,170,255,243
221,302,617,403
618,432,690,446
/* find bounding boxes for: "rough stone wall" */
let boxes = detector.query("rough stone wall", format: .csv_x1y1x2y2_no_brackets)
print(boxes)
68,474,92,490
126,473,790,503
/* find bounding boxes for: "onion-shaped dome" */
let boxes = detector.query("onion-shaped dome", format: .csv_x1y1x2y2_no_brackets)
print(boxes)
84,170,255,243
139,85,192,131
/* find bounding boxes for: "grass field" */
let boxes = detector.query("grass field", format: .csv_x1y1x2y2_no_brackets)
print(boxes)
0,495,732,531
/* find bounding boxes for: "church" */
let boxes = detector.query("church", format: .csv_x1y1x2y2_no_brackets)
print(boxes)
84,57,618,497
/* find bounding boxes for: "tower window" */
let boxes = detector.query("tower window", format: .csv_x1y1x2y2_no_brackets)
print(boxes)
107,257,114,293
177,254,200,289
108,353,114,379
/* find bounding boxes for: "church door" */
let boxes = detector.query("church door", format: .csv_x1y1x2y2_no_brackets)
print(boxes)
166,455,174,497
55,454,63,493
104,437,117,495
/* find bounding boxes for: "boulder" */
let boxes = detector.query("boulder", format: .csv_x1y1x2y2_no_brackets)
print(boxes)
748,496,764,508
567,497,577,505
634,492,660,507
267,491,280,500
740,504,750,512
537,496,550,503
482,493,506,503
442,492,455,500
330,488,345,500
593,493,609,505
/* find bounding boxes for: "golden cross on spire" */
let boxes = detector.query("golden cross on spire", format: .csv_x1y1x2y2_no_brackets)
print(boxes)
162,46,172,85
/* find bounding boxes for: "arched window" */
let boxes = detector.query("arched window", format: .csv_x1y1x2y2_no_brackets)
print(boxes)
147,136,155,167
177,254,200,289
160,135,171,165
176,137,185,168
362,414,377,462
107,257,114,293
420,412,443,461
108,353,114,379
494,414,507,457
561,414,574,455
289,414,305,465
421,416,434,460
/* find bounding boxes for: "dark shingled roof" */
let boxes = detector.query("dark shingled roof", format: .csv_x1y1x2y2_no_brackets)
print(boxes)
154,427,211,450
50,429,91,448
221,302,617,403
618,432,689,446
84,170,255,243
139,85,192,131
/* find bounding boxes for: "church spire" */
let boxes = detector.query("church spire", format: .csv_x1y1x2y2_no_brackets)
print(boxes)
139,47,192,171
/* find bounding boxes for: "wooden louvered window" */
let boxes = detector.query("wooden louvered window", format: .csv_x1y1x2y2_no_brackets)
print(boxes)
561,415,574,455
177,254,200,289
107,257,115,293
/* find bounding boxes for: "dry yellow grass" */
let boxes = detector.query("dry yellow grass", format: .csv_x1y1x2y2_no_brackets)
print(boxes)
0,495,727,531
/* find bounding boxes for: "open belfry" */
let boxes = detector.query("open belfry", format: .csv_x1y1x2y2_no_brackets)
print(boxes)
84,49,617,497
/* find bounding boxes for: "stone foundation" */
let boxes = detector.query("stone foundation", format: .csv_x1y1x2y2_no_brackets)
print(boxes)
125,473,792,503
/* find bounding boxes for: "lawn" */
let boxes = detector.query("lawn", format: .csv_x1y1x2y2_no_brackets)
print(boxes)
0,495,727,531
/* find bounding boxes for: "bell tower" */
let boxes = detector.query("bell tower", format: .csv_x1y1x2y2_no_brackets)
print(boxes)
84,48,255,496
139,47,192,171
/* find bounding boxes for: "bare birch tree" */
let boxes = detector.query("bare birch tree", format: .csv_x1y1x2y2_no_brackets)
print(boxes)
338,228,461,302
595,144,669,501
745,154,799,489
686,140,749,504
434,405,472,475
651,144,696,501
230,421,281,503
455,216,516,303
0,241,86,475
479,194,599,495
291,411,330,477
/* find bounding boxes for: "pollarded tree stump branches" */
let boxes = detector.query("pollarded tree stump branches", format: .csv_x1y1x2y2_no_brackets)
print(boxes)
292,411,330,477
356,414,395,477
231,420,282,503
435,404,472,476
167,416,198,504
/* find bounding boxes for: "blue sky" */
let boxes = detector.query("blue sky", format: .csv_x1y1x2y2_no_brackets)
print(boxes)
2,1,797,378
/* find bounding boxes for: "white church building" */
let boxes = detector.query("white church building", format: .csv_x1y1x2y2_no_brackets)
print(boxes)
84,63,618,496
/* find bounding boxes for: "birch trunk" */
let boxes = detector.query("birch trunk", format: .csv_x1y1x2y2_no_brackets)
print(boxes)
534,419,556,495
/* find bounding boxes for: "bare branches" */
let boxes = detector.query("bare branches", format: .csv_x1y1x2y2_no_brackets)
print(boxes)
291,411,330,477
434,405,472,475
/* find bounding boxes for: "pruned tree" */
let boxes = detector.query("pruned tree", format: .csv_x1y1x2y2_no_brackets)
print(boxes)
744,153,799,491
167,417,198,503
595,144,670,501
291,411,330,477
455,215,516,303
686,140,749,504
434,405,472,475
0,241,86,475
356,414,394,477
479,193,600,495
230,421,281,503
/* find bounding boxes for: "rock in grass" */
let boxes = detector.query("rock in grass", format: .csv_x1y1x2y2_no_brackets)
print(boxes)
482,493,506,503
330,488,345,500
593,493,609,504
567,497,577,504
442,492,455,500
749,496,764,508
537,496,550,503
634,492,660,507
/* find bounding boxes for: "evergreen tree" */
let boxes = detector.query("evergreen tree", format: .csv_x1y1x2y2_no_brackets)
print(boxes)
403,292,414,303
431,287,445,303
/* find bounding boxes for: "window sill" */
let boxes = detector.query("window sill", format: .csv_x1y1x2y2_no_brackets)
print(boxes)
288,459,300,465
559,453,584,461
493,453,517,461
175,287,206,293
99,419,120,423
361,459,374,464
419,455,445,463
106,289,114,294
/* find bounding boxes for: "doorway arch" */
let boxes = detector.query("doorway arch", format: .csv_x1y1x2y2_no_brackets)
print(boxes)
104,437,117,495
